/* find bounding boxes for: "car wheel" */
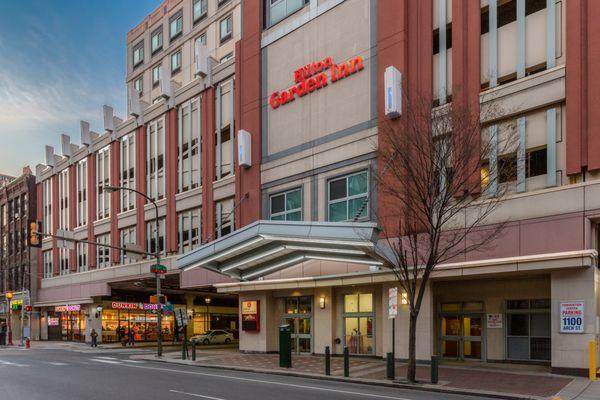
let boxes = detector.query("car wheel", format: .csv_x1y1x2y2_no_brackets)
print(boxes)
203,339,210,345
225,338,231,344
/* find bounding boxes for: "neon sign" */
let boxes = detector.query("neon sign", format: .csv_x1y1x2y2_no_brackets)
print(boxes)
54,304,81,312
269,55,365,110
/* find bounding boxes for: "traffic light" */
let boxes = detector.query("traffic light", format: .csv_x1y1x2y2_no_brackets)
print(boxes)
28,221,42,248
25,305,32,312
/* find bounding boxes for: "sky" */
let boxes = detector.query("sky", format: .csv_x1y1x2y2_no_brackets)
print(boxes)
0,0,162,176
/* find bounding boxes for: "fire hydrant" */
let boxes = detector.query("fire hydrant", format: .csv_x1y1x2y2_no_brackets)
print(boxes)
25,338,30,349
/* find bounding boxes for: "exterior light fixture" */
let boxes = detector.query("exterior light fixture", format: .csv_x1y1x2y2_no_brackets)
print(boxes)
95,305,103,319
5,292,13,300
205,297,211,304
319,296,326,309
401,291,409,305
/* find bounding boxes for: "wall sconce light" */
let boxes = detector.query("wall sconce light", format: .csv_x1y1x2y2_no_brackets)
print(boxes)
95,305,103,319
401,291,408,305
319,296,326,309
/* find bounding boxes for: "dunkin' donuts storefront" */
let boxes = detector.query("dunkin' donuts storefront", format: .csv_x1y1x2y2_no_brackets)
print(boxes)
100,301,176,343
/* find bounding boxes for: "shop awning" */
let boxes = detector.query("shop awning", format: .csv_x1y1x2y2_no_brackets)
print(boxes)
177,220,381,281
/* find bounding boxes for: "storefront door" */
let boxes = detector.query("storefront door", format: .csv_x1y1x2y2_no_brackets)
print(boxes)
281,296,312,354
343,293,374,355
439,302,484,361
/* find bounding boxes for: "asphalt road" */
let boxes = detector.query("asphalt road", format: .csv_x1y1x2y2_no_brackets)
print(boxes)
0,346,496,400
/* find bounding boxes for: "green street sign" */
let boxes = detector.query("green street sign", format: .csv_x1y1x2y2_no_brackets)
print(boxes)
150,264,167,274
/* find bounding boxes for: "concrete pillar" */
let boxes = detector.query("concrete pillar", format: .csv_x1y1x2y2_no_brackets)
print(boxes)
186,293,195,338
85,303,103,344
313,287,333,355
238,292,278,353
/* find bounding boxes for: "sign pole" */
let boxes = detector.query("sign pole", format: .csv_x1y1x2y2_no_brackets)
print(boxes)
392,317,395,360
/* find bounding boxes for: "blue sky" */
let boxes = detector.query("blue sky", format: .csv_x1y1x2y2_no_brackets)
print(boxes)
0,0,162,176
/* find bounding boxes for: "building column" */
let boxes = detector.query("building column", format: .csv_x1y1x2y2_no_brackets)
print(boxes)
165,108,178,253
51,175,59,276
68,165,77,272
110,141,120,264
201,88,216,242
313,287,333,355
135,125,147,251
87,153,97,269
35,182,43,288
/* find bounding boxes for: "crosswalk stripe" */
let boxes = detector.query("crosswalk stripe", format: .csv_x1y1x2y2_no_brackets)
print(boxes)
91,358,121,364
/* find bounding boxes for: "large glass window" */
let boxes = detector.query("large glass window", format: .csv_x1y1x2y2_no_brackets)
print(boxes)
178,97,202,192
170,12,183,40
120,226,137,265
343,293,374,355
328,171,369,222
152,65,161,87
219,15,232,43
267,0,307,27
134,77,143,95
58,169,69,230
270,188,301,221
96,146,110,220
59,248,69,276
43,250,53,278
146,118,165,201
281,296,312,354
171,50,182,74
178,208,201,253
42,178,52,235
193,0,208,22
132,41,144,67
506,299,550,361
151,27,163,54
120,133,136,212
147,218,166,257
215,80,234,180
76,159,87,226
215,198,234,238
77,242,88,272
96,233,111,268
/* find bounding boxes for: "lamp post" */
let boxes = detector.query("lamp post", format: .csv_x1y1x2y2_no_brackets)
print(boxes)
204,297,211,333
105,185,163,357
5,291,13,346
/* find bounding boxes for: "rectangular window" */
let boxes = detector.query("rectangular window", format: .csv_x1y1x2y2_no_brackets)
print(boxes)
270,188,302,221
171,50,182,73
96,233,111,268
96,146,110,220
219,52,233,63
178,208,201,253
77,242,88,272
170,12,183,40
43,250,53,278
178,97,202,192
151,27,163,54
193,0,208,22
59,248,69,276
133,41,144,67
42,178,52,235
152,65,161,87
58,169,69,230
267,0,307,27
120,226,137,265
328,171,369,222
146,117,166,201
215,198,234,238
120,133,136,212
219,15,233,43
147,218,166,257
526,147,547,178
215,79,235,180
506,299,551,361
134,77,143,95
76,159,87,226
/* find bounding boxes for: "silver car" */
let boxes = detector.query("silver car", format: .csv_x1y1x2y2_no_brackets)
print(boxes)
190,330,234,345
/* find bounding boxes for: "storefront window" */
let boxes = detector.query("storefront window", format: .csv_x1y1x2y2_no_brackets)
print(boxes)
343,293,374,355
281,296,312,354
506,299,550,361
100,302,175,343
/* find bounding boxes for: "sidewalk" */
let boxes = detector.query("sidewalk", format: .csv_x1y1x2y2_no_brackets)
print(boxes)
134,349,591,400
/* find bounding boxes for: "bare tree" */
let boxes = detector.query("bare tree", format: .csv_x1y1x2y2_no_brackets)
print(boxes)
369,92,517,383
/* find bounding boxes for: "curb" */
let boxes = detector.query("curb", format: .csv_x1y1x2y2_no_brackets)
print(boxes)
138,355,546,400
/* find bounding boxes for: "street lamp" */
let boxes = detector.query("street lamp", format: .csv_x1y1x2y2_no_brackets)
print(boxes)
204,297,211,333
105,185,163,357
5,291,13,346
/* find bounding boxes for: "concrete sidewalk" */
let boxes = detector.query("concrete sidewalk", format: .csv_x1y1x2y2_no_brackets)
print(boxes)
133,350,592,400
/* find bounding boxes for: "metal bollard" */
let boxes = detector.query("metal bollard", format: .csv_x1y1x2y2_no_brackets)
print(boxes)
386,352,395,380
430,355,440,384
590,341,597,381
191,341,196,361
343,346,350,377
325,346,331,376
182,340,187,360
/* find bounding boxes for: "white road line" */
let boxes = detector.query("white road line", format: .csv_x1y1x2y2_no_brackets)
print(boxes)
170,389,226,400
122,360,145,363
0,360,29,367
95,356,118,360
91,358,121,364
44,362,68,366
117,363,412,400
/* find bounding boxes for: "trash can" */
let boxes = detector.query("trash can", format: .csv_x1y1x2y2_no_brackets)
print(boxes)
279,324,292,368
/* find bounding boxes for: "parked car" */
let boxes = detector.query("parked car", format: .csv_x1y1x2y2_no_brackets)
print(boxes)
190,330,235,345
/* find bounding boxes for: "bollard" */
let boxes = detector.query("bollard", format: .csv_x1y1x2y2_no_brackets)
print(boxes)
325,346,331,375
182,340,187,360
590,341,597,381
191,341,196,361
25,338,30,349
343,346,350,377
386,352,395,380
430,355,440,384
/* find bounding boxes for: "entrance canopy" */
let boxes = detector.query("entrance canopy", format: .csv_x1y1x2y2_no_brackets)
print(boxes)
177,220,381,281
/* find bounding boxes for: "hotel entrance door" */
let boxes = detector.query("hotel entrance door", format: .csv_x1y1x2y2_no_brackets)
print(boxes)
440,302,484,361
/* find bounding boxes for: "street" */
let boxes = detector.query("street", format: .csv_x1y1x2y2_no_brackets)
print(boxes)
0,347,497,400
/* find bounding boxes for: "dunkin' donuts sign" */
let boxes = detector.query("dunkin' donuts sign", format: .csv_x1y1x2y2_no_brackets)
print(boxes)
269,55,365,110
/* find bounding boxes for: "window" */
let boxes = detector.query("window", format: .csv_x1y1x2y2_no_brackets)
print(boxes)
76,159,87,226
215,198,234,238
77,242,88,272
219,52,233,63
120,226,137,265
120,133,136,212
219,15,233,43
178,97,202,192
526,148,547,178
196,33,207,47
42,178,52,235
169,12,183,40
132,41,144,67
267,0,307,27
96,233,111,268
96,146,110,220
146,118,165,201
506,299,550,361
171,50,182,73
58,169,69,230
151,27,163,54
152,65,161,87
193,0,208,22
328,171,369,222
59,248,69,276
270,189,301,221
215,80,235,180
147,218,166,257
134,77,143,95
218,0,231,7
178,208,201,253
432,0,452,106
43,250,53,278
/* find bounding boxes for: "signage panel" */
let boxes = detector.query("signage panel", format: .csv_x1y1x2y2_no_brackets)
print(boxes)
487,313,503,329
48,317,59,326
388,287,398,319
54,304,81,312
241,300,260,332
560,301,585,333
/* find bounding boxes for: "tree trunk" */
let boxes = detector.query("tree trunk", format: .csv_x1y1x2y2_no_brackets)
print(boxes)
406,311,418,382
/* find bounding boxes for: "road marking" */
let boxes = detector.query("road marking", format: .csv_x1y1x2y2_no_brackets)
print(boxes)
95,356,118,360
0,360,29,367
122,360,145,363
91,358,121,364
170,389,226,400
44,362,68,366
117,363,412,400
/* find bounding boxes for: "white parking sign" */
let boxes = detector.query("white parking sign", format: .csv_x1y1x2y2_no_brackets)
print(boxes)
560,301,584,333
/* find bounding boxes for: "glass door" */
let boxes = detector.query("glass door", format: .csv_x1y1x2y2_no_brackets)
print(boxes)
281,296,312,354
439,302,484,361
462,315,482,360
440,315,460,359
344,316,374,355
